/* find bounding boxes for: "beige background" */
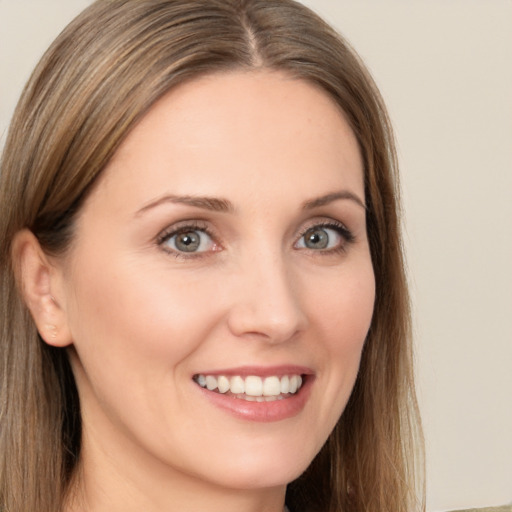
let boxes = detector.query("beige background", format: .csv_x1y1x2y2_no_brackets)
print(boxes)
1,1,511,511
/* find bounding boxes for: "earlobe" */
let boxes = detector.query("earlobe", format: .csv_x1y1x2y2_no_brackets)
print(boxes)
12,229,73,347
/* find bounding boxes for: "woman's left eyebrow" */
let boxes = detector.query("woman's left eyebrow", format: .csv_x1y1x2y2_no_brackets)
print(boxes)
302,191,366,210
135,194,235,216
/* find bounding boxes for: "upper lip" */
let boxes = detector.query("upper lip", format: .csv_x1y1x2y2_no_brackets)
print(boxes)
193,365,314,378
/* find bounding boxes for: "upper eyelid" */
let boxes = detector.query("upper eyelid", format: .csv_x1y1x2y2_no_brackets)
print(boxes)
156,220,215,242
155,217,355,250
300,218,348,230
297,218,353,237
156,222,220,258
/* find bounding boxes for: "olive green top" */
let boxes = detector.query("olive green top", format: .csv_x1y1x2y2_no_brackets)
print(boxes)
450,507,512,512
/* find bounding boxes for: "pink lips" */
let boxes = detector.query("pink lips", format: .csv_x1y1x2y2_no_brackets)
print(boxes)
193,365,314,422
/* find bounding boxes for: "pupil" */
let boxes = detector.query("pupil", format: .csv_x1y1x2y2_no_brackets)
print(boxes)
176,231,200,252
306,229,328,249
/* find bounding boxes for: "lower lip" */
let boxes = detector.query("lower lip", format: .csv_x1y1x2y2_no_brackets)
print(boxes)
196,376,313,422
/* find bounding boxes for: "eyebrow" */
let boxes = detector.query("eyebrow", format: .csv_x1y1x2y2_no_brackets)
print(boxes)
135,189,365,217
135,194,234,216
301,191,366,210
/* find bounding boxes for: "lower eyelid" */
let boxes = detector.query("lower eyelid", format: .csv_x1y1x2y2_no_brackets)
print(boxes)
156,223,219,253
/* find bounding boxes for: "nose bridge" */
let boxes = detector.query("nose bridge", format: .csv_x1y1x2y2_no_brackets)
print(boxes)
227,243,307,342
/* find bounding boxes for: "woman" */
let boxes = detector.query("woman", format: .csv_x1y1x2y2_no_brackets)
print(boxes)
0,1,423,511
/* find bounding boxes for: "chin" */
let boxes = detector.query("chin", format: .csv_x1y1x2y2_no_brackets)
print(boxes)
187,442,317,491
208,466,304,492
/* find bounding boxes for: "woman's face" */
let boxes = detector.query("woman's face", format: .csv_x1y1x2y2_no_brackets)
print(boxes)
58,71,375,494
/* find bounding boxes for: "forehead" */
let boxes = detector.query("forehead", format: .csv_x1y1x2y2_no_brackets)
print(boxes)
87,70,364,214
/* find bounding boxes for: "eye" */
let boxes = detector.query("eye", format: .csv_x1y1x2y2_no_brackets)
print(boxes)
159,225,217,255
295,223,353,252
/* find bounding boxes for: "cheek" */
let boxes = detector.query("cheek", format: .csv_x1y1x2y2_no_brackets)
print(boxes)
311,262,375,351
280,261,375,460
309,261,375,408
65,255,221,379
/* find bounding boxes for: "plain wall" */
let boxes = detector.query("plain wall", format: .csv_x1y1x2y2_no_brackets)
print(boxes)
1,1,511,511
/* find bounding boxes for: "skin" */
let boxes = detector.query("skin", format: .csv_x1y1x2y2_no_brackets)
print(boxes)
18,71,375,512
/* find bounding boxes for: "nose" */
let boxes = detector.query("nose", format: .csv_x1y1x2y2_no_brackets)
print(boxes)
226,251,308,344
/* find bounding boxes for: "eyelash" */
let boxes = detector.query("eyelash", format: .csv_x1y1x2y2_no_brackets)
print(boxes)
156,219,355,259
156,220,218,259
296,221,355,255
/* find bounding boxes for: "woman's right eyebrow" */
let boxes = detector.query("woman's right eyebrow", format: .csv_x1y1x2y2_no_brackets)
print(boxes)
135,194,235,217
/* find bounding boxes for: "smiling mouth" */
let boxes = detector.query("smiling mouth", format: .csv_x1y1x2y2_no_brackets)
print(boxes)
193,374,304,402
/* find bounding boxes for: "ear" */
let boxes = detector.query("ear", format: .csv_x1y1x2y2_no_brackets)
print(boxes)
12,229,73,347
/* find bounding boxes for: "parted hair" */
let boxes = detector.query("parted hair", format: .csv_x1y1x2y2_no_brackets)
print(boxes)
0,1,424,511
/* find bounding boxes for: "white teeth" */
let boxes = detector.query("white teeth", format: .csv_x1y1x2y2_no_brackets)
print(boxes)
205,375,217,391
217,375,230,394
195,373,304,399
280,375,290,394
263,376,281,396
245,376,263,396
289,375,299,394
230,376,245,394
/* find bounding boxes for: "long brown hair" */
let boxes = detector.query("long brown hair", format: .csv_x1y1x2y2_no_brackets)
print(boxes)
0,1,424,511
